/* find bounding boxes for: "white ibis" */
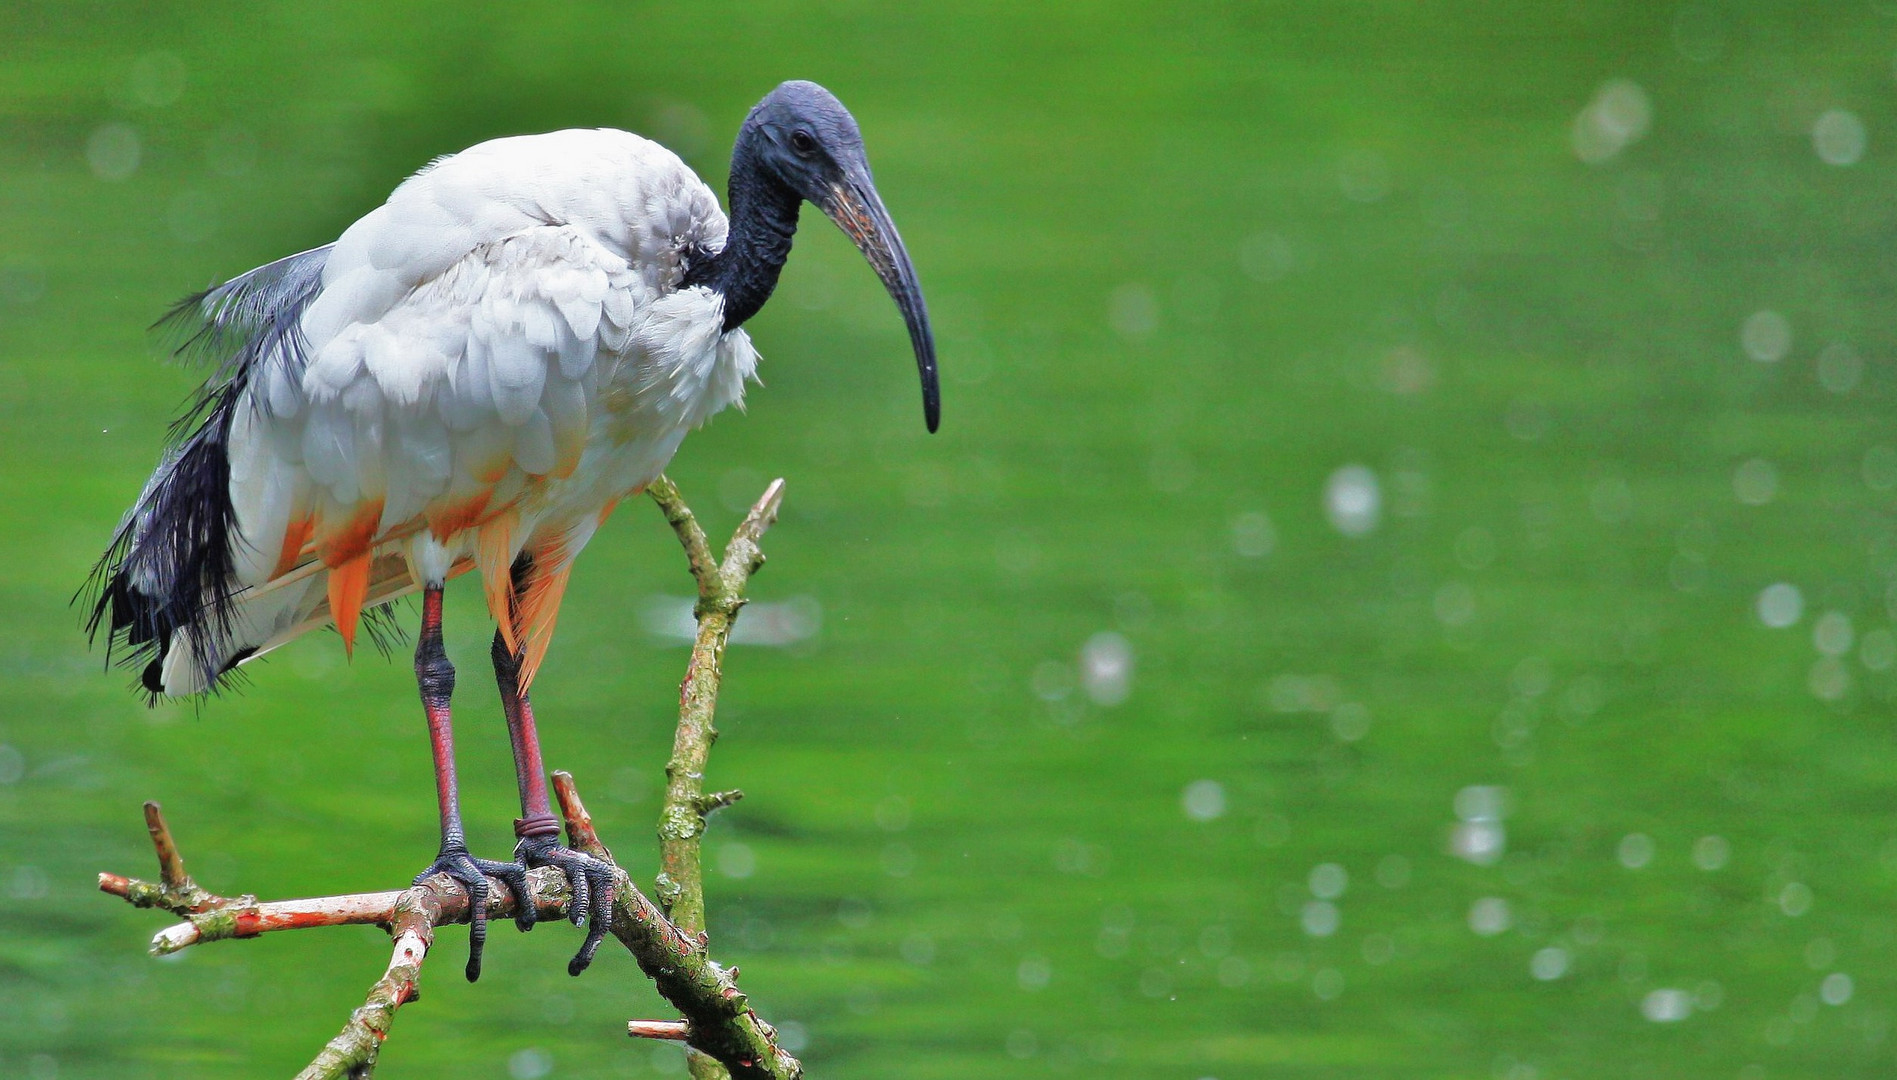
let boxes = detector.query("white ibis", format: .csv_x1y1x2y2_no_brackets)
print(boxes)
86,80,938,979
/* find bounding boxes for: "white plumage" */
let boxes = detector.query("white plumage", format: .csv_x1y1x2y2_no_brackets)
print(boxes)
161,129,759,694
92,81,935,980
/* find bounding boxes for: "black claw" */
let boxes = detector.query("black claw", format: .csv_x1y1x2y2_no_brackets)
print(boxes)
567,859,592,926
414,847,492,981
570,859,615,974
415,847,535,981
570,865,614,975
516,833,616,976
482,858,536,934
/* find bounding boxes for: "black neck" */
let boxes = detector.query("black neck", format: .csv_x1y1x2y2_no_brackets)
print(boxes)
686,136,802,331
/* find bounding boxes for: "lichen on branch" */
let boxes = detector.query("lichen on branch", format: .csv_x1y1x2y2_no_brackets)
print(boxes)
645,475,786,1080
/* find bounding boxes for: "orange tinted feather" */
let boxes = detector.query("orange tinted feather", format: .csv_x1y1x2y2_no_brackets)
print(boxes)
514,562,572,692
425,489,493,542
476,508,520,654
326,552,373,655
474,448,512,485
273,515,315,579
317,500,384,568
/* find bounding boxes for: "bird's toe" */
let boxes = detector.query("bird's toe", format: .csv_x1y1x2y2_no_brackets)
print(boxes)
413,846,497,982
515,834,617,976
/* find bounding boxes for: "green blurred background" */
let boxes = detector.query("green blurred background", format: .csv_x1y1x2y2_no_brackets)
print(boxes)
4,1,1897,1076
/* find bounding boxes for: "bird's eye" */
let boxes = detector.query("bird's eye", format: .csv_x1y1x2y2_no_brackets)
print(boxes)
789,130,817,156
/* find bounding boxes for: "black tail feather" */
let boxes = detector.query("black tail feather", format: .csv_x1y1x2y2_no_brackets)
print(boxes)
83,390,239,702
81,244,332,702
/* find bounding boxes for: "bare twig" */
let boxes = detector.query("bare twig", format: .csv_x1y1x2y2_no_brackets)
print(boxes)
646,475,791,1080
553,769,614,863
648,474,725,594
97,802,234,916
629,1019,693,1041
101,477,801,1080
292,890,436,1080
126,869,570,956
647,475,782,931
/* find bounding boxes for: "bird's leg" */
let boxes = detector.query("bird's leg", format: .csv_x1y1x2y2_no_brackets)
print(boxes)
408,584,531,982
492,628,616,976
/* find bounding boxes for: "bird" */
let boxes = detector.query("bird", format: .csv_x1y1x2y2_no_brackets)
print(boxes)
86,80,938,980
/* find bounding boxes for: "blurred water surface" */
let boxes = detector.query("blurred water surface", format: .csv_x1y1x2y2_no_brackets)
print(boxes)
5,2,1897,1077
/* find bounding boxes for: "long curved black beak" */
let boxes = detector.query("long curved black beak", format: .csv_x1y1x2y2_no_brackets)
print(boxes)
820,171,939,432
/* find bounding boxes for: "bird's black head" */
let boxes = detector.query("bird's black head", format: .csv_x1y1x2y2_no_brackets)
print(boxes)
718,80,939,432
743,81,868,203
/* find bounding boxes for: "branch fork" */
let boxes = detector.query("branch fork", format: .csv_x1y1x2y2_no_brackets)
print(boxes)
101,476,800,1080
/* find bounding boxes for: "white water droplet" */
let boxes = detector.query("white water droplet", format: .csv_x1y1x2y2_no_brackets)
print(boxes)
1325,465,1382,538
1182,779,1226,822
1618,833,1655,869
1308,863,1348,899
1758,583,1804,629
1642,988,1693,1022
1468,897,1512,937
1531,946,1570,981
1080,632,1134,706
1821,972,1855,1005
1742,310,1792,363
1813,109,1867,166
1573,79,1652,163
1301,899,1340,938
1813,611,1854,657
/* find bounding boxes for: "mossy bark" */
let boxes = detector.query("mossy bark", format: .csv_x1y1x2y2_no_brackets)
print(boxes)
646,475,787,1080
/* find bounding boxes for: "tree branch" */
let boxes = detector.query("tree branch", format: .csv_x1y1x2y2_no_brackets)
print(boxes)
99,477,801,1080
291,890,435,1080
645,475,788,1080
97,801,232,917
101,806,569,1079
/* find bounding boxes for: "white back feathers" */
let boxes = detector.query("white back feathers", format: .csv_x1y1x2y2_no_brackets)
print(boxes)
93,128,759,697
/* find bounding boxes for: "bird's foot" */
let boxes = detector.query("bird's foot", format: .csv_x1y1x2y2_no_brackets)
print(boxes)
515,831,617,976
412,844,533,982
